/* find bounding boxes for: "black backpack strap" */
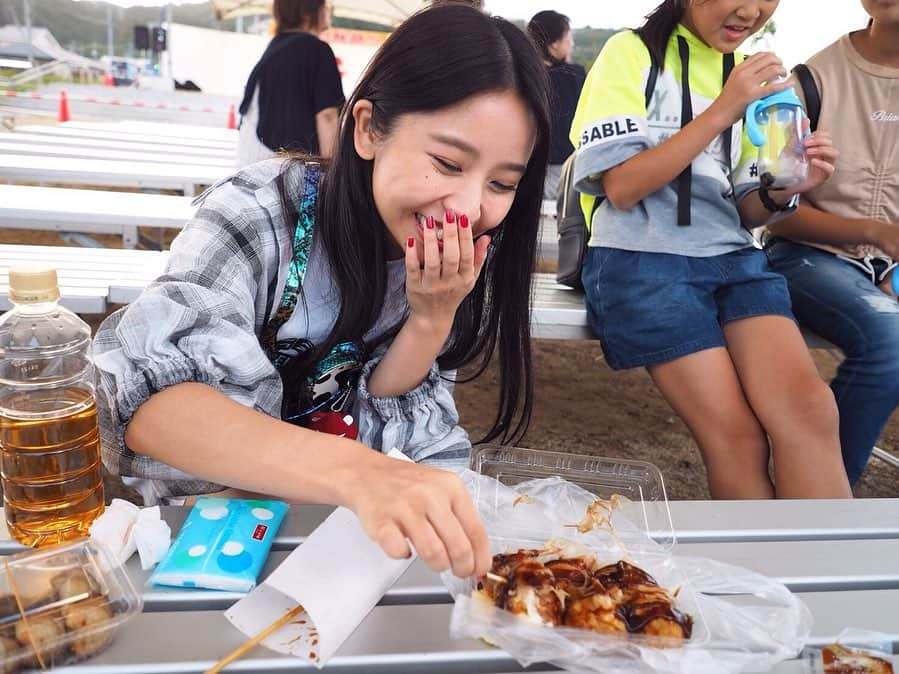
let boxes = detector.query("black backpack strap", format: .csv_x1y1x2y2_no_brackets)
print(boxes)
721,52,736,186
644,54,659,109
792,63,820,132
676,36,694,227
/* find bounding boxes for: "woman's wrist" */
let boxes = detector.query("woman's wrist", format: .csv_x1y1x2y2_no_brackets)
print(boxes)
406,310,454,342
313,436,376,508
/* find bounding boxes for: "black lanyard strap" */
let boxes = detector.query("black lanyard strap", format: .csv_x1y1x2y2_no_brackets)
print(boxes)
674,37,736,227
676,36,694,226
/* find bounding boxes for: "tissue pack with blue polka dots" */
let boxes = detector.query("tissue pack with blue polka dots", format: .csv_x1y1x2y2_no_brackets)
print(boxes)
149,497,288,592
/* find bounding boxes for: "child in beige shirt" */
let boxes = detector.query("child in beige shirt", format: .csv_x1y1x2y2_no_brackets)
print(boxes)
765,0,899,485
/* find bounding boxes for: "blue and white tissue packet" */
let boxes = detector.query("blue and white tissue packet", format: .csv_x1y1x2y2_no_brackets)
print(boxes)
149,497,288,592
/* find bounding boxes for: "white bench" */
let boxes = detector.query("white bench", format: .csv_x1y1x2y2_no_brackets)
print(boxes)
0,131,236,160
0,152,229,196
0,244,168,313
0,247,859,351
15,124,236,152
0,185,195,248
538,198,558,259
0,140,235,168
63,120,239,144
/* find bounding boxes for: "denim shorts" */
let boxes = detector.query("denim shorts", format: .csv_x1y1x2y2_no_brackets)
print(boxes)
582,246,795,370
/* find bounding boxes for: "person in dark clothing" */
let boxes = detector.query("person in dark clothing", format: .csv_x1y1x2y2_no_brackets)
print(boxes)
527,10,586,199
238,0,344,164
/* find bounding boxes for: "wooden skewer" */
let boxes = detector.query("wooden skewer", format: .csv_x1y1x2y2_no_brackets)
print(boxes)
206,605,306,674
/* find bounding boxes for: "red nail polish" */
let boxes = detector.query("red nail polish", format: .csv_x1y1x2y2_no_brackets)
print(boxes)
445,209,456,224
426,215,435,229
407,237,414,248
460,214,469,229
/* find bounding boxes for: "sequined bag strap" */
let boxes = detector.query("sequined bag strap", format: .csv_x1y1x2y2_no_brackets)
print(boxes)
260,163,320,364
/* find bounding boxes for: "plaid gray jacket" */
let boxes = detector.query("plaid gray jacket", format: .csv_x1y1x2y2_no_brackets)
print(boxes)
92,158,470,503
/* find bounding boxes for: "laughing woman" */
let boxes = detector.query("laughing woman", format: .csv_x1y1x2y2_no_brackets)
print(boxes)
93,4,550,578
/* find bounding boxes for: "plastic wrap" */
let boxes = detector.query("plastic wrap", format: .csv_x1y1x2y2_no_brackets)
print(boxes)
443,470,812,674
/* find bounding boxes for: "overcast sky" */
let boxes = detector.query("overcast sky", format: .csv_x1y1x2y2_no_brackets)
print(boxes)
91,0,870,68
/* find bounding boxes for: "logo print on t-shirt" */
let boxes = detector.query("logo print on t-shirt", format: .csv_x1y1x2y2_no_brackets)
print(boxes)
872,110,899,123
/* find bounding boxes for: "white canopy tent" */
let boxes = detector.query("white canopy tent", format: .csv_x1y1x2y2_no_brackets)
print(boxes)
208,1,429,28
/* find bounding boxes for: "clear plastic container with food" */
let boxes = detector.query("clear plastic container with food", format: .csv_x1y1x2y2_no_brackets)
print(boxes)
469,446,676,550
0,539,142,671
465,446,697,645
445,446,810,674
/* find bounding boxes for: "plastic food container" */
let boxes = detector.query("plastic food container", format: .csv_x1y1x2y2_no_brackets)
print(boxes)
0,539,142,671
449,447,807,672
469,445,677,550
462,446,704,648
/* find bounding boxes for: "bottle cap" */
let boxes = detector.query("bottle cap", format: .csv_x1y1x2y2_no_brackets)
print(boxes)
7,266,61,304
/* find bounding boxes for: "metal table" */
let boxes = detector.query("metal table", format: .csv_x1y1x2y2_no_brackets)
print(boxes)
1,499,897,673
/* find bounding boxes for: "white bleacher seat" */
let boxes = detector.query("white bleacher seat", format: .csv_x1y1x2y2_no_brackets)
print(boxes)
0,153,228,195
64,120,238,144
0,140,234,168
1,131,235,159
0,244,168,313
15,124,235,151
0,184,194,248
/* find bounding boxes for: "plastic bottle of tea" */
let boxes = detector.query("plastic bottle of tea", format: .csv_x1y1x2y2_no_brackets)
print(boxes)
0,268,104,546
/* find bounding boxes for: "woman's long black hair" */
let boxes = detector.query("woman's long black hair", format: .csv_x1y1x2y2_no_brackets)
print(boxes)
280,3,551,444
527,10,571,65
635,0,685,68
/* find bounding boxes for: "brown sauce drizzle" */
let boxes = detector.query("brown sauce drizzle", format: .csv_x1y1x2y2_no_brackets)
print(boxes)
485,551,693,639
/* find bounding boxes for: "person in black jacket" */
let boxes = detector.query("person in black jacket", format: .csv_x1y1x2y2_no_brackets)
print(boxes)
527,10,586,200
238,0,344,164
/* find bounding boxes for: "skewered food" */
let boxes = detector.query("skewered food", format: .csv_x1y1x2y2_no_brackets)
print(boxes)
51,570,92,603
476,543,692,641
62,597,115,657
15,613,66,667
0,567,117,671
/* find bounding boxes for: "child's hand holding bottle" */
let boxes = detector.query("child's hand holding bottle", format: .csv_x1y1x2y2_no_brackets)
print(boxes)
711,51,793,126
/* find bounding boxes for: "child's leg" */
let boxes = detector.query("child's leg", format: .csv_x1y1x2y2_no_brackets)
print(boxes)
768,240,899,484
647,348,775,499
723,315,852,498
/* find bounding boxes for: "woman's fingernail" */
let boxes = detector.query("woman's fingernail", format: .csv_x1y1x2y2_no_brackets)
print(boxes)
407,237,415,248
445,209,455,224
460,214,470,229
426,215,435,229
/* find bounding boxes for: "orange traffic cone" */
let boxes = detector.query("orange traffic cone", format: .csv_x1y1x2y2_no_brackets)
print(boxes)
58,90,70,123
225,103,237,130
102,71,114,87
